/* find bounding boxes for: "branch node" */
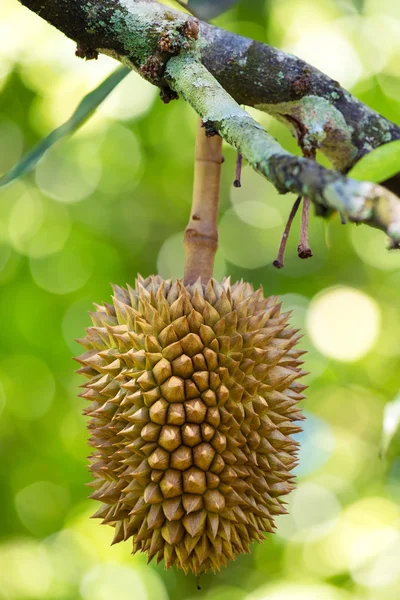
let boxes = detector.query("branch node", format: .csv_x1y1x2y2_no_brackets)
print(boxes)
75,44,98,60
201,121,219,138
292,67,312,96
160,86,179,104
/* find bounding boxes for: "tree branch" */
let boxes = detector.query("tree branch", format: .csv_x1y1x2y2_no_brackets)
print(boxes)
166,55,400,242
198,24,400,175
16,0,400,241
18,0,400,176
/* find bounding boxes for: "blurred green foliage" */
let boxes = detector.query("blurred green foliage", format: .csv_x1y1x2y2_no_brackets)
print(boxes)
0,0,400,599
348,140,400,182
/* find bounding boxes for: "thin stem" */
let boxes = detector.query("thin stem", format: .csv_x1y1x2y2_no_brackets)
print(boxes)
297,146,315,259
273,196,302,269
184,120,223,285
298,196,313,259
234,153,243,188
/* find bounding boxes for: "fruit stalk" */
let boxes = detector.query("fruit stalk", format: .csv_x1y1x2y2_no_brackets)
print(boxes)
184,120,223,285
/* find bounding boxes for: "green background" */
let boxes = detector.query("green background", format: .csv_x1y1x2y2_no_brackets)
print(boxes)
1,0,400,599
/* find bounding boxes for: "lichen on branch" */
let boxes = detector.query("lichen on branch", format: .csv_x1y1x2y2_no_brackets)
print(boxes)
16,0,400,241
18,0,400,174
165,55,400,243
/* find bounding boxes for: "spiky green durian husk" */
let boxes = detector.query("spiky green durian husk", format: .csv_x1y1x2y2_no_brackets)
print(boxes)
76,276,306,575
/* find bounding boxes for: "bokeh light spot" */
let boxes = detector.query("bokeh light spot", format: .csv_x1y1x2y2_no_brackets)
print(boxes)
0,245,22,284
9,193,71,258
80,563,148,600
35,140,101,204
157,231,226,280
276,483,341,542
206,586,247,600
29,232,94,294
286,22,363,88
350,529,400,588
0,243,11,271
351,226,400,271
233,201,283,229
248,582,352,600
0,539,53,598
98,70,158,121
219,208,283,269
295,412,336,477
0,354,55,420
41,529,92,596
281,294,327,381
0,119,24,173
8,190,44,251
15,481,70,537
0,382,5,418
98,124,143,194
62,296,94,354
307,286,381,361
291,483,341,537
304,497,400,586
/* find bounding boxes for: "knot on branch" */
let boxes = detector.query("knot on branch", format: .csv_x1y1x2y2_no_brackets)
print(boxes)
202,121,219,138
140,15,199,103
158,16,199,54
75,43,98,61
291,68,312,97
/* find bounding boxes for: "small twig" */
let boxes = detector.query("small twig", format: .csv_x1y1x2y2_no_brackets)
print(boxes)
184,119,223,284
340,213,347,225
273,196,302,269
298,196,313,259
297,146,315,259
233,153,243,188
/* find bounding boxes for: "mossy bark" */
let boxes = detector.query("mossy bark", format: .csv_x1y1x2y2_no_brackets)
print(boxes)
166,55,400,242
18,0,400,177
17,0,400,241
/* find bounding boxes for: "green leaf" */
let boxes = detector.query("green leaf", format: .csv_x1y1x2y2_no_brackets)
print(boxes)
0,66,131,188
348,140,400,184
380,395,400,461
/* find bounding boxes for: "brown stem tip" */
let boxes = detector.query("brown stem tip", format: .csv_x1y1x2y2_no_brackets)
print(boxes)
273,196,302,269
297,245,313,259
298,196,313,259
233,153,243,188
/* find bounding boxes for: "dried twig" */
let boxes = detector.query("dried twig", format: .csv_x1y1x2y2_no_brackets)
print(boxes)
298,197,313,259
234,153,243,188
273,197,302,269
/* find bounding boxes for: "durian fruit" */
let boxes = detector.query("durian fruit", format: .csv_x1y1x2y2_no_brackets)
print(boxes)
76,276,306,574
